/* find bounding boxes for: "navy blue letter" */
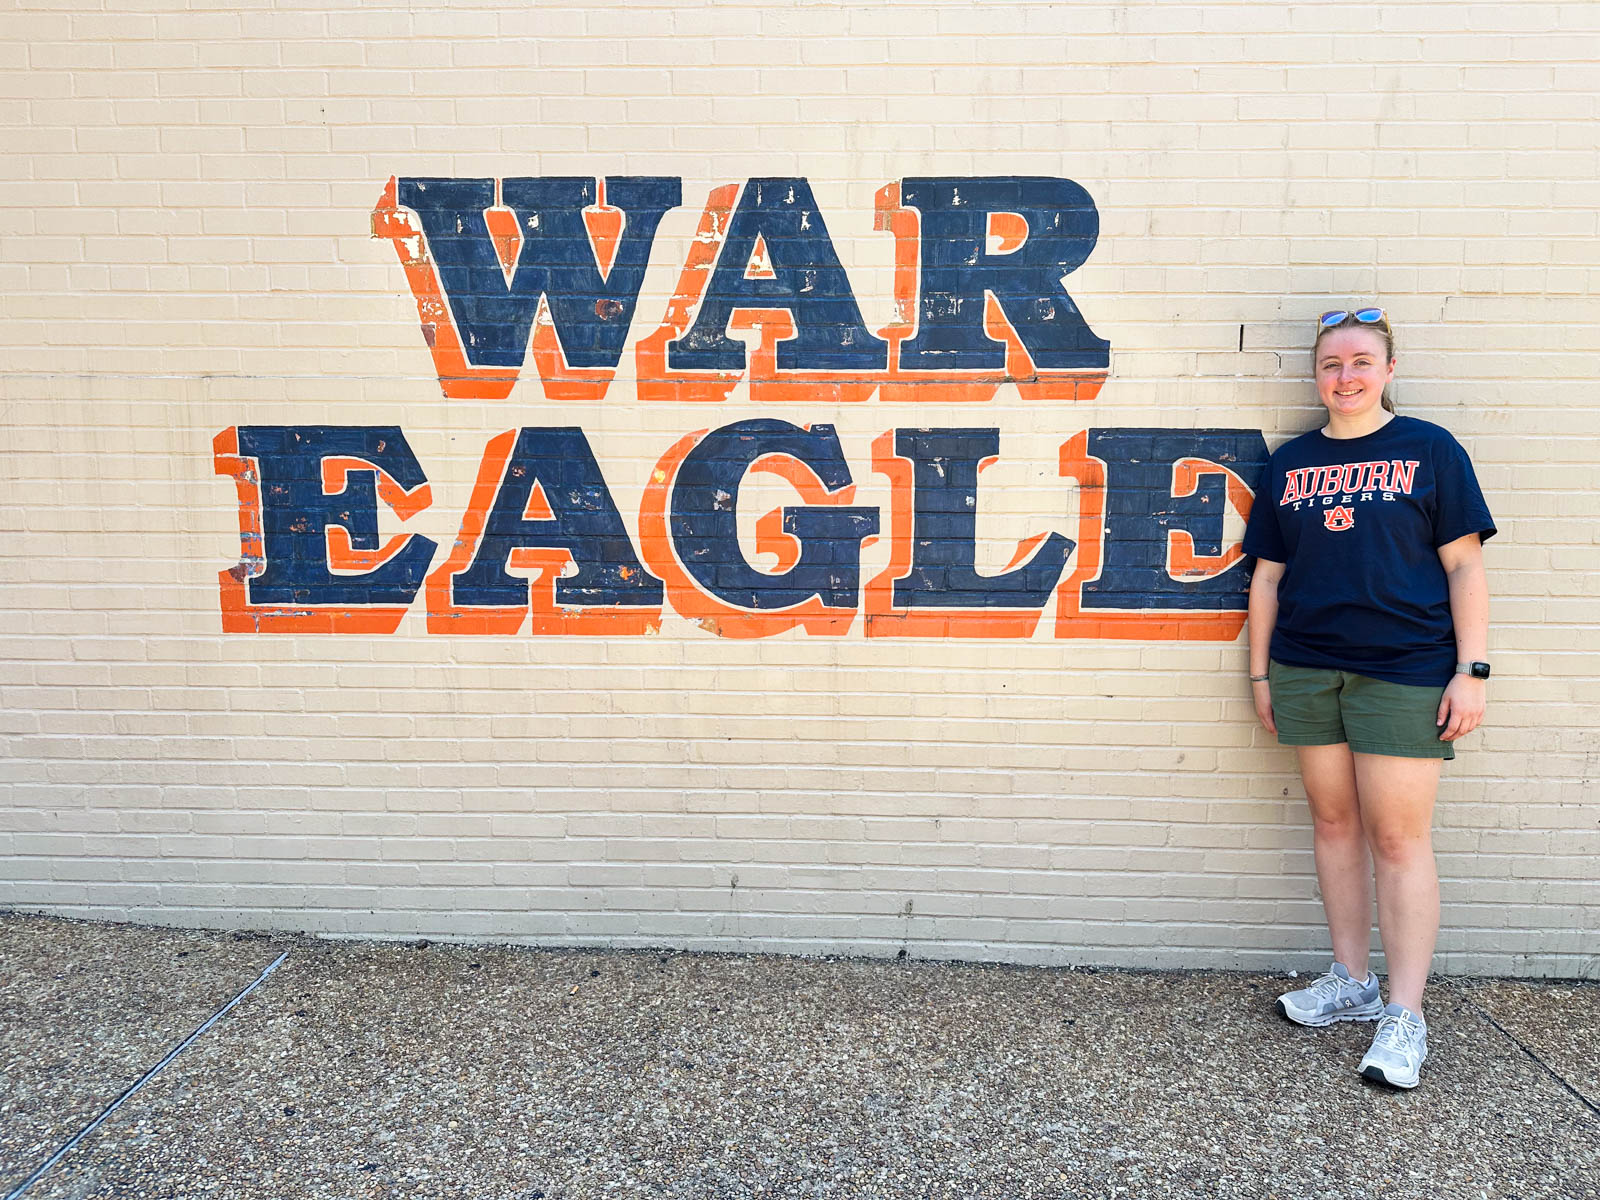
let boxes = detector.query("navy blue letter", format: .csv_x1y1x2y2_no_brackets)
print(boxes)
893,429,1073,608
1082,428,1268,612
398,176,681,369
898,177,1108,372
241,426,435,606
667,179,889,373
670,419,879,609
451,428,662,609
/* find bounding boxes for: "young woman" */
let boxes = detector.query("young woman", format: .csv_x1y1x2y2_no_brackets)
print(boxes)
1242,308,1494,1089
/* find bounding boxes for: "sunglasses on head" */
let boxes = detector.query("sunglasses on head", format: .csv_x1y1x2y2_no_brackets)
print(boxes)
1319,307,1388,328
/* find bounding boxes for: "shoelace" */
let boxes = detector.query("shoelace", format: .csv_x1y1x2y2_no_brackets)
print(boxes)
1371,1012,1423,1056
1305,971,1348,1000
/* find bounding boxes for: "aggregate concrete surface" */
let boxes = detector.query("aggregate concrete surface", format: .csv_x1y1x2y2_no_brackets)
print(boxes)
1,913,1595,1200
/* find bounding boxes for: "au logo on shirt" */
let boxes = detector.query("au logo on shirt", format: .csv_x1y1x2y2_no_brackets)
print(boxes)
1323,505,1355,532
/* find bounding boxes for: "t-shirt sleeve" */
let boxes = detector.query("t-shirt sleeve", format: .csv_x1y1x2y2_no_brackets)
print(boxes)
1432,435,1496,547
1241,459,1287,562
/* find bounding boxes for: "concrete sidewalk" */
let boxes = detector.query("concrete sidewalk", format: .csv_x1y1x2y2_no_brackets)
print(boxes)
2,913,1596,1200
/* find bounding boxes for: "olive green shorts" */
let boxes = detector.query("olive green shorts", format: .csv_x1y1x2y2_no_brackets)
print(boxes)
1268,660,1454,760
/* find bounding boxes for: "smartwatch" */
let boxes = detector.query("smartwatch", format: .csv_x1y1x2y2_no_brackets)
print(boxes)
1455,661,1491,680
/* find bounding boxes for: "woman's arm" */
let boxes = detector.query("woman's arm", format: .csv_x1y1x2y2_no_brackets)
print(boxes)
1247,558,1286,734
1436,532,1488,741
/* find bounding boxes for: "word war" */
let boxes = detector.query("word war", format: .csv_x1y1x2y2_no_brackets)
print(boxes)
372,174,1110,405
214,422,1265,641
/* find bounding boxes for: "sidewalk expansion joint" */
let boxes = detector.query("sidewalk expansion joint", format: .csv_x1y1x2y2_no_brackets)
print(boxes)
2,949,290,1200
1458,991,1600,1121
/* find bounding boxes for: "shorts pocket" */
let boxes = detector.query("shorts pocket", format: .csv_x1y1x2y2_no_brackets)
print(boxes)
1339,675,1454,760
1267,661,1347,745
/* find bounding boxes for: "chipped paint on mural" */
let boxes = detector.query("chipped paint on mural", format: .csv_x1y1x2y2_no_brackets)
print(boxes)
218,176,1262,639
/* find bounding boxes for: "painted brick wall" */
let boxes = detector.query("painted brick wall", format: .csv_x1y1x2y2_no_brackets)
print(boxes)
2,0,1597,977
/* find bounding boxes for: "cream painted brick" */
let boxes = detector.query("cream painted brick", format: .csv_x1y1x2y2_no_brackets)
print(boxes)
0,0,1596,974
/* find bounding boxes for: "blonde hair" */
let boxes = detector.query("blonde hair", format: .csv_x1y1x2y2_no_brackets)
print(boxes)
1314,312,1396,412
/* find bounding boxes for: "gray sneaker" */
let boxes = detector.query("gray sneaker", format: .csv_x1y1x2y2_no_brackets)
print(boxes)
1359,1003,1429,1088
1275,963,1382,1027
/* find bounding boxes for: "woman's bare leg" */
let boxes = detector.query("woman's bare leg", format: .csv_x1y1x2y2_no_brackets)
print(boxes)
1353,752,1443,1012
1296,744,1372,976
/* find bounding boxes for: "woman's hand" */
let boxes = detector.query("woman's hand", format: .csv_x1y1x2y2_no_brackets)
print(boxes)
1252,678,1276,734
1437,675,1486,741
1437,533,1489,742
1247,558,1285,737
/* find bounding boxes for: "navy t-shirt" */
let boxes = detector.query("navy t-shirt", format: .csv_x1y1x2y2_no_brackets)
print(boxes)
1242,415,1495,686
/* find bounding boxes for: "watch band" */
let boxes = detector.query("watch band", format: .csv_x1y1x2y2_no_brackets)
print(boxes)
1455,661,1491,679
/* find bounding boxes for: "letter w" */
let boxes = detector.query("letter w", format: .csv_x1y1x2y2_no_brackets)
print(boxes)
382,176,680,400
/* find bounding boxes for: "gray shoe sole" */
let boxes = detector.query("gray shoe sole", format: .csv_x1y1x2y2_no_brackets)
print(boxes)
1275,997,1384,1027
1360,1053,1425,1089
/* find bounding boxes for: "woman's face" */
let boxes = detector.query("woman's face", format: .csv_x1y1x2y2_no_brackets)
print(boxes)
1315,326,1394,422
